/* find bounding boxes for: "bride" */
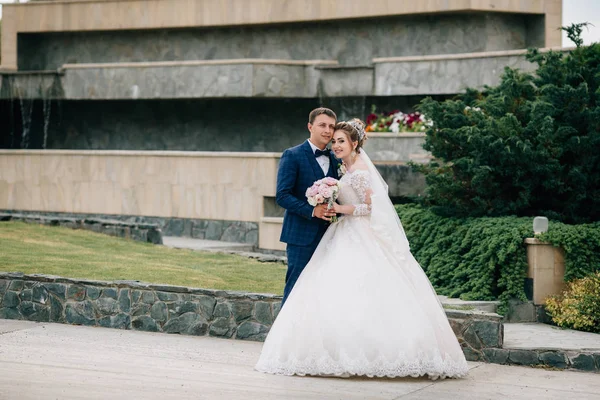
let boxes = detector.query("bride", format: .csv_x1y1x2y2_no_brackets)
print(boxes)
255,119,469,379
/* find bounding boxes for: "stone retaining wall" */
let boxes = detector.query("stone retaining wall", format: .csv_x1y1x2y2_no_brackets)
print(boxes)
483,348,600,373
445,309,504,361
3,273,596,372
0,273,503,355
0,213,163,245
0,273,279,341
0,210,258,246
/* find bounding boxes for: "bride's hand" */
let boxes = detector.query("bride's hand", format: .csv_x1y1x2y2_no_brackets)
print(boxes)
329,202,342,214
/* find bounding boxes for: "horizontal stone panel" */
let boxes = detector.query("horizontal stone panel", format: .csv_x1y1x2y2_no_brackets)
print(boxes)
317,66,374,97
63,64,254,100
374,53,539,96
0,151,278,224
363,133,429,163
0,49,571,100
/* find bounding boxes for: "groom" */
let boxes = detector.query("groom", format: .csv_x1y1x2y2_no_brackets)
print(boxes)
276,107,340,306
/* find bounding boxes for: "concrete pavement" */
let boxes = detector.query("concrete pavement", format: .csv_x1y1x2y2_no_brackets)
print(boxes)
1,319,599,400
504,322,600,351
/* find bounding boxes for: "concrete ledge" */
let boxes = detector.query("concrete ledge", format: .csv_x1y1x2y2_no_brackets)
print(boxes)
0,149,282,158
163,236,255,253
524,237,553,245
372,47,573,63
61,59,339,69
367,132,426,138
440,295,500,314
260,217,284,224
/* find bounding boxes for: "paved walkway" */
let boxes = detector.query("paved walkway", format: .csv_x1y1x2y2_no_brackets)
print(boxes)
162,236,287,263
1,320,599,400
504,322,600,351
162,236,255,252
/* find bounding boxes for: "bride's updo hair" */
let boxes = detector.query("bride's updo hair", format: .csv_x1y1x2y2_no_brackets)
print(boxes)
334,118,368,153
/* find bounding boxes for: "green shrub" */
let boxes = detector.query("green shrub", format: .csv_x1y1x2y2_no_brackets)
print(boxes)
414,25,600,224
397,204,600,313
545,272,600,333
397,204,532,312
538,221,600,281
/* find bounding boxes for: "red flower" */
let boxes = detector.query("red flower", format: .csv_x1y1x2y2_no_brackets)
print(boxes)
366,113,378,125
404,112,421,127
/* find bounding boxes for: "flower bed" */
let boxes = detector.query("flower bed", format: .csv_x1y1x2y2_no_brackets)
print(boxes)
365,106,432,133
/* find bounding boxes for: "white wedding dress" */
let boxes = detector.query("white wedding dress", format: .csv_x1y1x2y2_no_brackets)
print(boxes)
255,152,469,379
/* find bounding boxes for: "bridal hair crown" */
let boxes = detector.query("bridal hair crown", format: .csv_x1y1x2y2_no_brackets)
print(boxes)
348,120,366,141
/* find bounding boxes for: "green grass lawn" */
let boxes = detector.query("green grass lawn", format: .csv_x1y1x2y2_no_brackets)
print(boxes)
0,221,285,295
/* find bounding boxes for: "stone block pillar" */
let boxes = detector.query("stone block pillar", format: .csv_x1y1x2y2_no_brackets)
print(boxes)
524,238,566,305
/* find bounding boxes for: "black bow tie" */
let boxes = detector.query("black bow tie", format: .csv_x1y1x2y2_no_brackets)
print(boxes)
314,148,330,158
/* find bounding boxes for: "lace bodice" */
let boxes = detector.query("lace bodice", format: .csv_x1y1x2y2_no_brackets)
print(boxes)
337,169,372,216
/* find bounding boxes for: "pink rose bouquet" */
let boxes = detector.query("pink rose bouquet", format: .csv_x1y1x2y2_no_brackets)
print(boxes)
305,177,341,222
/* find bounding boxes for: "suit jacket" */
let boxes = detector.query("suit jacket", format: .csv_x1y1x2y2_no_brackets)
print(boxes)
276,140,340,246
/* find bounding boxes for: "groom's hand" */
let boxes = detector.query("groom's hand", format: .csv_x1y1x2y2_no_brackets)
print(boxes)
314,204,335,222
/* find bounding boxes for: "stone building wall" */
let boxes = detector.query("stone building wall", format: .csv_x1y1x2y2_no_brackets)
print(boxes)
18,13,544,71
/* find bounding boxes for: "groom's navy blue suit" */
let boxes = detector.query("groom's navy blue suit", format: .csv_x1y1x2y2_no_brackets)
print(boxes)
277,140,340,306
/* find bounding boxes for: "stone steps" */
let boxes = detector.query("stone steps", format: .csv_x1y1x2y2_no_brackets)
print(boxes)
162,236,255,252
162,236,287,263
483,347,600,372
439,295,499,314
485,323,600,372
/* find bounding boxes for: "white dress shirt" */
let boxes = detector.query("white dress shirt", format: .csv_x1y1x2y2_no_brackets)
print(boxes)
307,139,330,175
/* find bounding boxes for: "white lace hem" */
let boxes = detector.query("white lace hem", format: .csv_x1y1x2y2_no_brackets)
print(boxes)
255,352,469,380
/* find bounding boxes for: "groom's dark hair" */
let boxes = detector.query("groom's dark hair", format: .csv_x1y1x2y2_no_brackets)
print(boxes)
308,107,337,124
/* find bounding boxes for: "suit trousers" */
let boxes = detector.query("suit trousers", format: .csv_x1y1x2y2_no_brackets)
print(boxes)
281,224,328,307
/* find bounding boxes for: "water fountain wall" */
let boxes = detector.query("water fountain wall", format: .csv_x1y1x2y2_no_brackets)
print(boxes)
0,96,446,152
0,74,62,150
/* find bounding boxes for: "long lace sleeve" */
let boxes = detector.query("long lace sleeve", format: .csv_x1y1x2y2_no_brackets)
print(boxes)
350,170,372,216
